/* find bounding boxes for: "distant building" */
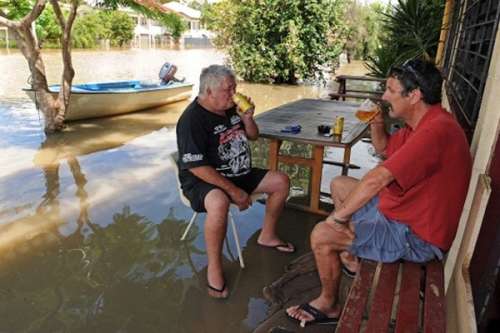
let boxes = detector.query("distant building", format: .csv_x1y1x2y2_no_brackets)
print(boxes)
126,1,212,48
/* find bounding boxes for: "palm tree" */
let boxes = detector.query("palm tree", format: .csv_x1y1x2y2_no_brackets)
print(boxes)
365,0,445,77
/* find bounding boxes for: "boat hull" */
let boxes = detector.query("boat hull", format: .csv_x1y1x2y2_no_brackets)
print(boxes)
24,80,193,121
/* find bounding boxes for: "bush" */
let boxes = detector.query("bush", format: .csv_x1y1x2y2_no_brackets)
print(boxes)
365,0,445,77
35,5,62,47
204,0,344,84
72,11,107,48
100,10,135,47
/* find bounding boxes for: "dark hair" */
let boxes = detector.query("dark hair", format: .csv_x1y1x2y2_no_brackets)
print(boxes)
389,59,443,104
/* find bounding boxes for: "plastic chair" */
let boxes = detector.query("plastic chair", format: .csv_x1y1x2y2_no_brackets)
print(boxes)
170,151,265,269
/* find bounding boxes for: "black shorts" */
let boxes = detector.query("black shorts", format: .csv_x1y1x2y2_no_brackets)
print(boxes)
181,168,268,212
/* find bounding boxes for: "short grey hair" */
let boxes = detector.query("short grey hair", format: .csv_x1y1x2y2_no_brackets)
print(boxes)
199,65,235,96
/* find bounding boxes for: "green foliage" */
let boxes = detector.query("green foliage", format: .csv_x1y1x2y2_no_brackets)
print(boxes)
0,0,32,20
157,12,187,41
32,7,135,49
100,10,135,46
95,0,187,40
204,0,344,84
72,11,107,48
339,1,387,61
365,0,445,77
35,4,62,47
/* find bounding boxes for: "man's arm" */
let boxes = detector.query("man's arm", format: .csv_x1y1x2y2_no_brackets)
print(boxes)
370,112,389,155
239,108,259,140
327,166,394,224
189,165,251,210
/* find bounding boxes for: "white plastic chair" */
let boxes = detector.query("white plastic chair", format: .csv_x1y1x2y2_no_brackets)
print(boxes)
170,151,265,269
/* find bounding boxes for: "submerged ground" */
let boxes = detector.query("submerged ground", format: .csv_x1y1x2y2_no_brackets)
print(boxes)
0,48,377,332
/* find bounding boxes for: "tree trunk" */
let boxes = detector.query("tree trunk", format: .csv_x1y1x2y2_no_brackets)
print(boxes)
0,0,79,133
49,0,78,130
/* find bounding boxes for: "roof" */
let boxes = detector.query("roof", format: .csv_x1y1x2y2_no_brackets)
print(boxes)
162,2,201,20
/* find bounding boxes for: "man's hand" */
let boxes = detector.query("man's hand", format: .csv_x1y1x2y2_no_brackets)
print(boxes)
228,187,252,211
325,214,355,240
237,96,255,120
239,106,255,121
369,107,384,126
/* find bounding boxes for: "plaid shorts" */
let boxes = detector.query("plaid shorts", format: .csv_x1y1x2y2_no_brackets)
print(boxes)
347,196,443,263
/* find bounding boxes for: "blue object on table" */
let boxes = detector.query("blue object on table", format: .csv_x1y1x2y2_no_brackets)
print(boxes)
281,124,302,134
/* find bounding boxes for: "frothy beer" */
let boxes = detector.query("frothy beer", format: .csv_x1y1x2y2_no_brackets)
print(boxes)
355,108,380,123
355,99,380,123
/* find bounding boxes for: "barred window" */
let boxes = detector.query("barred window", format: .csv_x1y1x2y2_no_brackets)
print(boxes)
444,0,500,140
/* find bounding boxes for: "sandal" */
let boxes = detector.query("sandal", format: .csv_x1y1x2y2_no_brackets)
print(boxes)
286,303,339,326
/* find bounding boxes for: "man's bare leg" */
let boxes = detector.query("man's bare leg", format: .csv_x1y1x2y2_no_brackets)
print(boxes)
204,189,231,298
286,221,353,323
254,171,294,252
331,176,360,272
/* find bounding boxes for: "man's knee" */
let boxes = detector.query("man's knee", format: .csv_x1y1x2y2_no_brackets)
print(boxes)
311,222,335,250
265,170,290,195
310,222,349,253
274,171,290,193
205,189,230,218
330,175,348,192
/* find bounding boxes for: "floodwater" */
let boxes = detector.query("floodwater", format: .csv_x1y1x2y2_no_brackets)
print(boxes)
0,48,377,332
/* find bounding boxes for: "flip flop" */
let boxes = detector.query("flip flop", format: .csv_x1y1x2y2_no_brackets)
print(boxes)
342,263,357,278
258,242,296,253
286,303,339,326
207,282,228,299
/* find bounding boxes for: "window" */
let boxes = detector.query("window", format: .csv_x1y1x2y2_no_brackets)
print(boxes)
444,0,500,139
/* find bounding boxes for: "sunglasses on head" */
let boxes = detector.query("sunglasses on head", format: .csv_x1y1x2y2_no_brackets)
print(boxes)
391,60,424,89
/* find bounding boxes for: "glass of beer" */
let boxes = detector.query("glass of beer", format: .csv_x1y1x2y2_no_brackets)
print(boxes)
355,99,380,123
233,92,254,114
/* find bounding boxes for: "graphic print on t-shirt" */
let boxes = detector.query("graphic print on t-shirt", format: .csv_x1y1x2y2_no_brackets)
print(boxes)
216,123,251,177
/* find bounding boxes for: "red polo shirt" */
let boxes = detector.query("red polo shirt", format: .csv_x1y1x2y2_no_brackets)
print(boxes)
379,105,472,250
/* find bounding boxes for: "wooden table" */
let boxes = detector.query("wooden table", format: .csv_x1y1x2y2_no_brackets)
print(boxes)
255,99,369,216
330,74,386,101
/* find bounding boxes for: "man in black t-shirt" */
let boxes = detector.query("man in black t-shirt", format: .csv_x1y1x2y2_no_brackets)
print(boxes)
176,65,294,299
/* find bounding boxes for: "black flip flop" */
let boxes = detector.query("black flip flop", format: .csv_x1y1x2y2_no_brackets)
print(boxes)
258,242,296,253
342,263,357,278
286,303,339,326
207,282,228,299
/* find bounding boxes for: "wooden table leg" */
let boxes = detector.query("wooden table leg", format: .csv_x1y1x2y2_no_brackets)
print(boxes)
339,78,347,101
310,145,325,212
268,139,281,171
342,146,352,176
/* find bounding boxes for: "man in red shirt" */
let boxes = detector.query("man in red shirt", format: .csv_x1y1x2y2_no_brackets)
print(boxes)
286,59,472,326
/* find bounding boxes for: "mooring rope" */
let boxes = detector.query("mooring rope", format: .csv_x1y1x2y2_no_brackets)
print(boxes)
27,74,44,136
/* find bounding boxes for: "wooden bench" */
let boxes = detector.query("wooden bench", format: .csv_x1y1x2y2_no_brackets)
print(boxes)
330,75,386,102
336,259,446,333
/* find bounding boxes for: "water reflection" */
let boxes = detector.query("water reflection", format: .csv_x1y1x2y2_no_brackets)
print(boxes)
0,49,377,332
1,136,207,332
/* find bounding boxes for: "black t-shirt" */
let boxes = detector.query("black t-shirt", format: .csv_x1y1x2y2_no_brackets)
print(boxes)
176,98,252,188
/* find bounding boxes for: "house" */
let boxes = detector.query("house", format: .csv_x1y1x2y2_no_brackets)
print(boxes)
436,0,500,331
125,1,212,48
